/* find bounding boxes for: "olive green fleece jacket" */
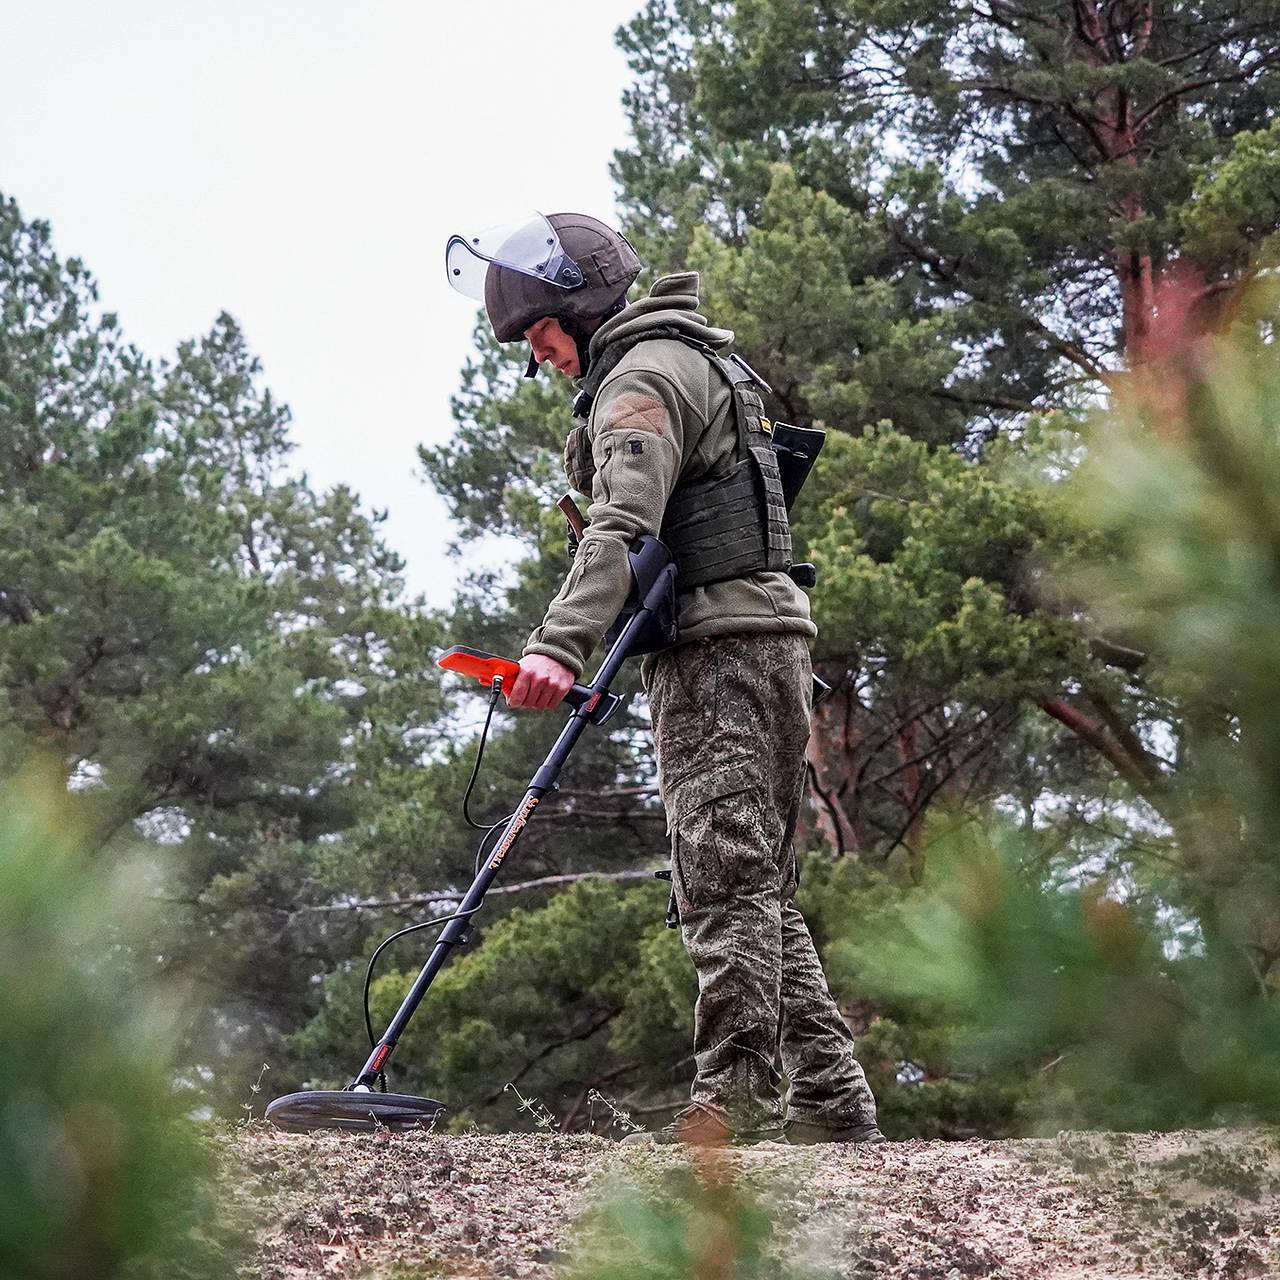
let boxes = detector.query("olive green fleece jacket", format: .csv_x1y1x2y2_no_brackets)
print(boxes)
522,272,817,678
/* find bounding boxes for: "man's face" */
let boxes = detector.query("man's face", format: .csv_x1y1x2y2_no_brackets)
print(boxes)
524,316,581,378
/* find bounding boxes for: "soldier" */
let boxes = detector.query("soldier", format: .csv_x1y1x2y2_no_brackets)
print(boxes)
446,212,883,1145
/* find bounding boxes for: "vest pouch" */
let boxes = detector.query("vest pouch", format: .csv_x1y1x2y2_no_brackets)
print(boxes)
661,458,768,588
563,425,596,495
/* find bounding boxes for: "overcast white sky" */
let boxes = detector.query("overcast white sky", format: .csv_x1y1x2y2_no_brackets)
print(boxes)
1,0,642,605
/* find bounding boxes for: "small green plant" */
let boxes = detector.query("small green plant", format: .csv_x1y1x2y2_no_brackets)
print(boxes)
0,767,246,1278
239,1062,271,1126
504,1081,557,1130
586,1088,644,1135
562,1162,835,1280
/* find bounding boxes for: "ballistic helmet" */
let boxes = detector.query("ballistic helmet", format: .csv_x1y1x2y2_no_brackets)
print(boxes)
446,212,642,343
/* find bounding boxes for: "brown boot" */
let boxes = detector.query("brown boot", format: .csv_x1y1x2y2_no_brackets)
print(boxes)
784,1118,887,1145
621,1102,784,1147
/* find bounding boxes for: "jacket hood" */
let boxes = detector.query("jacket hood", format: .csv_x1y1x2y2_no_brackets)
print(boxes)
583,272,734,374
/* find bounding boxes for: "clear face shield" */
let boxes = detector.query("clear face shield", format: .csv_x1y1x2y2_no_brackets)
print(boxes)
445,212,584,300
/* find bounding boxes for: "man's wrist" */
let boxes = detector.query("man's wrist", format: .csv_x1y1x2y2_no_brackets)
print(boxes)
521,640,585,680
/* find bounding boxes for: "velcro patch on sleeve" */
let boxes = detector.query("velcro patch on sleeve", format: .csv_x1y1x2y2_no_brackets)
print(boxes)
603,391,669,436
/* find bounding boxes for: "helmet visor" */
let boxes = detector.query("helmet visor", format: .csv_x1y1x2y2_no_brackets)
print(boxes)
445,213,584,300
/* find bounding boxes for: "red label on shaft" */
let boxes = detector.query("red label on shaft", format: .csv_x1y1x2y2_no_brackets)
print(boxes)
371,1044,391,1071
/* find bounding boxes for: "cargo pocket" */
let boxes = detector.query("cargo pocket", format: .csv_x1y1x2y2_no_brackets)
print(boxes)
669,766,768,912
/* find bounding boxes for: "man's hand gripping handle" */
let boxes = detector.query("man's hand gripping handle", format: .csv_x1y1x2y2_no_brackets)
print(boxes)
437,646,620,724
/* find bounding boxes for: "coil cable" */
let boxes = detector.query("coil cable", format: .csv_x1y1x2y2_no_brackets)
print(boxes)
361,678,512,1091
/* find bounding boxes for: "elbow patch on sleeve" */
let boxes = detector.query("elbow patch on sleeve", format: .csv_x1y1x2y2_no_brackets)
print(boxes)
603,391,670,437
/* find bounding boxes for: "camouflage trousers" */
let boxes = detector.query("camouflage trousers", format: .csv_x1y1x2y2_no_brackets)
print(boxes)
645,632,878,1132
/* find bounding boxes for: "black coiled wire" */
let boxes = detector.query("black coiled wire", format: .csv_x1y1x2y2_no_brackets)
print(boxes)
361,678,513,1091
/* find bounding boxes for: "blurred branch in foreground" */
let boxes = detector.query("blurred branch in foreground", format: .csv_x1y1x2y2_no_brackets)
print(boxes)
831,280,1280,1133
0,764,247,1278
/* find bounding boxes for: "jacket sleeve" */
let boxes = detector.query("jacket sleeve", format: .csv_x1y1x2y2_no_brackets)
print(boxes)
522,367,691,676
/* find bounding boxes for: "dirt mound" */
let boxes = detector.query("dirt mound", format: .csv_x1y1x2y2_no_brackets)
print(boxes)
222,1127,1280,1279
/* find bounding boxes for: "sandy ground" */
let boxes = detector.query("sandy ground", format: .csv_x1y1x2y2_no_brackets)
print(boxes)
223,1127,1280,1279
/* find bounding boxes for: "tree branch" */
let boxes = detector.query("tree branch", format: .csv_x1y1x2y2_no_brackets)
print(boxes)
1133,50,1280,133
480,1004,622,1107
1085,687,1164,787
1039,695,1150,788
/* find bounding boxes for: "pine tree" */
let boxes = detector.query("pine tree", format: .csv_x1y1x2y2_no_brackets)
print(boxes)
604,0,1280,862
0,194,449,1102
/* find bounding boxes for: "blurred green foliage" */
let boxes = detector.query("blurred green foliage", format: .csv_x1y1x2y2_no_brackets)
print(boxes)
0,768,245,1278
563,1164,831,1280
841,817,1280,1132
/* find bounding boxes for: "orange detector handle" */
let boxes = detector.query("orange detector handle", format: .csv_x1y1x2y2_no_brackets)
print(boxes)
436,646,619,723
437,646,521,687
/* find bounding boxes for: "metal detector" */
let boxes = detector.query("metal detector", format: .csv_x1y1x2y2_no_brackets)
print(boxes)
265,534,677,1133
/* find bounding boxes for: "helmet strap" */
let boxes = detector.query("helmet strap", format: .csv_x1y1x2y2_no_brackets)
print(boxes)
563,296,628,379
522,296,630,381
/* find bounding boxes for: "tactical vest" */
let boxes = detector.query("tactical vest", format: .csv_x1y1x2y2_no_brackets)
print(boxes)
566,328,793,590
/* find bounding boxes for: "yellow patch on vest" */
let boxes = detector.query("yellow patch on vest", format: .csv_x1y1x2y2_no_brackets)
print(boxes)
603,391,668,436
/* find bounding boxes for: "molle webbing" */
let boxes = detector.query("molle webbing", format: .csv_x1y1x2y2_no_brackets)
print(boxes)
661,357,792,588
575,328,794,590
661,458,763,584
